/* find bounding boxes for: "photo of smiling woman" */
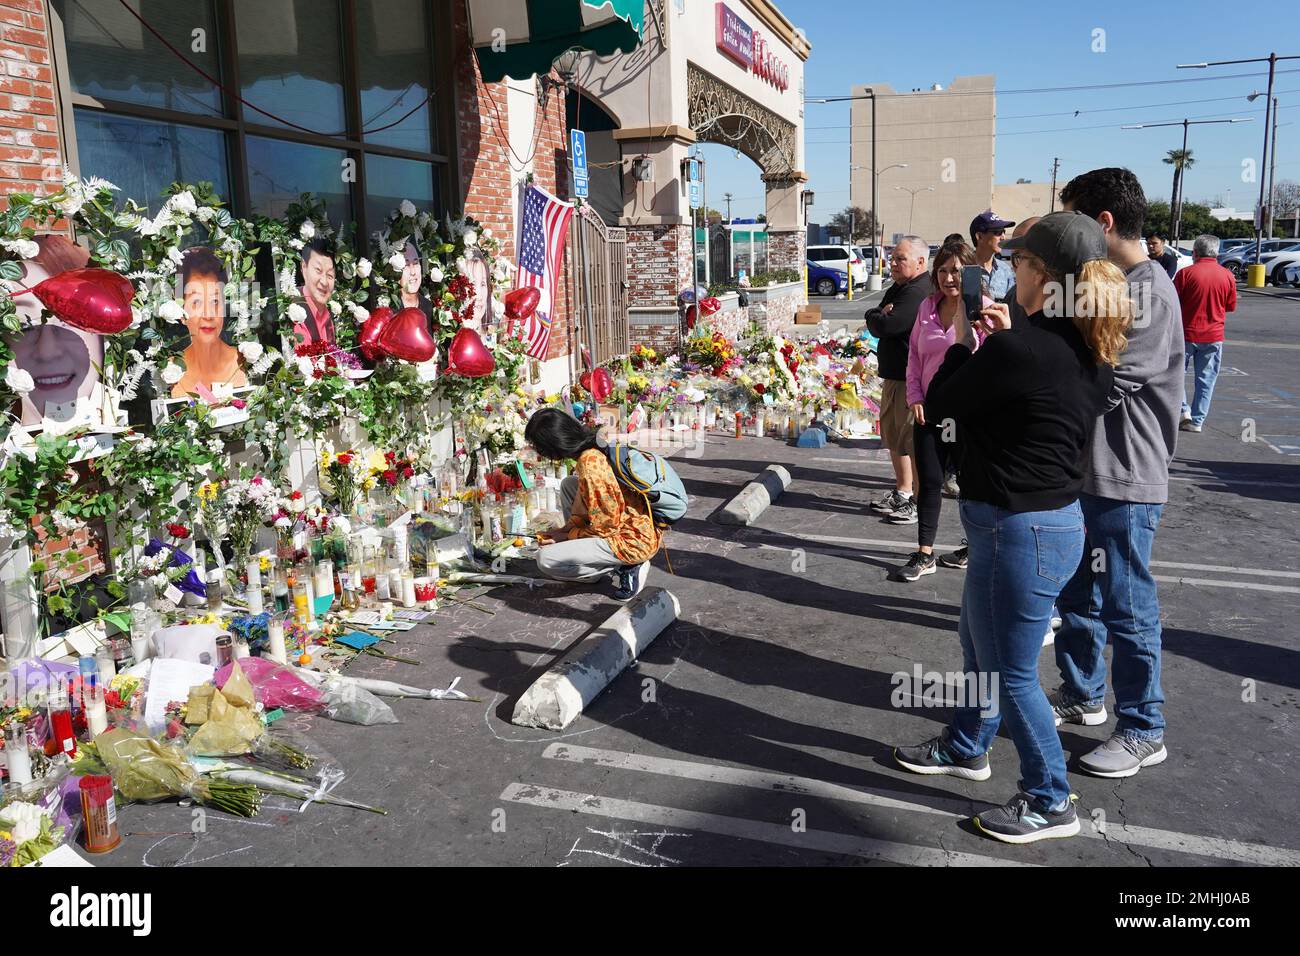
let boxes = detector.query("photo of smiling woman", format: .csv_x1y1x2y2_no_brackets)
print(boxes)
171,246,246,398
8,234,102,426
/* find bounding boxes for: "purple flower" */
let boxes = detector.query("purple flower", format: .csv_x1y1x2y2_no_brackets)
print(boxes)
0,836,15,869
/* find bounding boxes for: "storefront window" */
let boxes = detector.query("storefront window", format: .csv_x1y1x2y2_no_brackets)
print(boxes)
54,0,223,117
247,136,351,223
358,0,436,153
364,154,436,229
57,1,452,239
73,110,230,215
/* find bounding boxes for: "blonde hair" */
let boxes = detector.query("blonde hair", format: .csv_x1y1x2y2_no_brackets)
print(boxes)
1037,258,1131,366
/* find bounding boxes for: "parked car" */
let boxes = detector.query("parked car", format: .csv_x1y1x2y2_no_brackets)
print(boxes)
807,259,849,296
1253,245,1300,285
807,244,869,286
1219,239,1299,278
1283,261,1300,287
852,245,885,276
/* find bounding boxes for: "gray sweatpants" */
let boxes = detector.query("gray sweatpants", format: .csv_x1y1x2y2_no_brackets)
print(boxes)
535,475,626,582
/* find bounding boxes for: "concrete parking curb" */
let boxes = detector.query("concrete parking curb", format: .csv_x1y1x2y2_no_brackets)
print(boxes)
511,587,681,731
716,464,792,526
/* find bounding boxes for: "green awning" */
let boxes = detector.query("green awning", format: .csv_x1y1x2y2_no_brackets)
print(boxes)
469,0,645,83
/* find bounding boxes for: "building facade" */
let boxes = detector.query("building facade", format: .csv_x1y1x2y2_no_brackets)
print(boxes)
849,75,996,245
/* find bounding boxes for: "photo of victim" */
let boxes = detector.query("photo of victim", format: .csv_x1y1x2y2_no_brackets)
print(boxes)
168,246,248,399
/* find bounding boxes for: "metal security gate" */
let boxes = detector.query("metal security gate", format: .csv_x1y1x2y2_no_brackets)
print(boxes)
569,204,627,371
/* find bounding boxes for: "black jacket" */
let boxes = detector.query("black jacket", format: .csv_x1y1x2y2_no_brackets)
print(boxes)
865,273,934,380
926,312,1114,512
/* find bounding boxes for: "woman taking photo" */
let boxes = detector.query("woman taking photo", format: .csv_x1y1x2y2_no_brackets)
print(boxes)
892,212,1130,844
892,241,988,582
525,408,661,600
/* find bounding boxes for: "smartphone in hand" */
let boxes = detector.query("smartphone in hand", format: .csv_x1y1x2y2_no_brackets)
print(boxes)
960,265,984,322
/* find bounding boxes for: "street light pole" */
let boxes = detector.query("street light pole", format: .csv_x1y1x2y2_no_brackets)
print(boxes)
894,185,935,234
1121,116,1253,248
1179,52,1299,269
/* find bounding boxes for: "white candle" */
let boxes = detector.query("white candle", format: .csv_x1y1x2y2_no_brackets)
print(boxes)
267,620,287,664
401,572,416,608
754,409,765,438
85,690,108,737
5,740,32,786
246,560,263,615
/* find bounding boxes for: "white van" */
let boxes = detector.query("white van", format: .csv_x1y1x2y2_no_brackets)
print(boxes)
807,244,869,286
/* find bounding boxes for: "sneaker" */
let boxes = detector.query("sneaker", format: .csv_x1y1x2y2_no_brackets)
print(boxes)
611,562,649,601
870,490,909,514
884,499,918,524
973,792,1080,845
1077,734,1167,778
1179,420,1202,432
893,732,991,781
942,474,961,498
1042,625,1055,647
1048,688,1108,727
894,550,936,582
937,544,968,569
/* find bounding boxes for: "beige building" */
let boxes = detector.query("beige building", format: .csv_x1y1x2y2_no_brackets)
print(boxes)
992,182,1059,227
850,75,997,245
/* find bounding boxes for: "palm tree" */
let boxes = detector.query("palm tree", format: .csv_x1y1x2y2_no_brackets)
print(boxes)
1164,148,1195,243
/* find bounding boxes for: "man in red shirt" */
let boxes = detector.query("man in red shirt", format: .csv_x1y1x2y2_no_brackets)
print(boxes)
1172,234,1237,432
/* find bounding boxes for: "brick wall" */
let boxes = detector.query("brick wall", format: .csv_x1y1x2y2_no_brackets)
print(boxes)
452,1,571,362
767,230,806,273
625,223,691,308
0,0,60,201
629,322,679,356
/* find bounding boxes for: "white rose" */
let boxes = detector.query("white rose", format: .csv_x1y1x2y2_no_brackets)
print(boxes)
0,801,45,845
5,364,34,394
462,229,478,248
275,516,292,531
299,221,316,240
170,190,197,215
387,251,407,273
330,515,351,534
167,246,183,265
160,361,184,385
0,238,39,259
295,356,315,379
428,265,444,284
288,238,304,250
399,199,417,218
455,257,467,274
328,299,341,315
238,341,264,363
350,304,370,321
195,206,216,223
159,300,185,323
356,258,372,278
136,217,160,237
287,303,307,324
483,228,493,239
491,298,505,318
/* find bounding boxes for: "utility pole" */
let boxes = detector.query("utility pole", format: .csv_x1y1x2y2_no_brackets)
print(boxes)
1266,97,1278,237
723,192,733,222
1049,157,1060,213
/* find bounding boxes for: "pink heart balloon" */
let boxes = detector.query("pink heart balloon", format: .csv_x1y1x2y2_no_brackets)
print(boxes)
358,306,394,361
377,306,435,363
31,267,134,334
445,327,495,377
590,367,614,404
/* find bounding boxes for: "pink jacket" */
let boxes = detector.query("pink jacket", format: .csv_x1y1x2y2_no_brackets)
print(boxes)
906,292,992,407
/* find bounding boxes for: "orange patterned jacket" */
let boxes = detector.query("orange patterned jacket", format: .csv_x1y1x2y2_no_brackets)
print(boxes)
570,448,662,564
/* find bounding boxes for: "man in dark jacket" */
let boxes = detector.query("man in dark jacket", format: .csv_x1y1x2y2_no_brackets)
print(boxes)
864,236,933,521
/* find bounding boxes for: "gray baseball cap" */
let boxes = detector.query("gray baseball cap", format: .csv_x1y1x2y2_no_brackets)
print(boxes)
1000,211,1108,274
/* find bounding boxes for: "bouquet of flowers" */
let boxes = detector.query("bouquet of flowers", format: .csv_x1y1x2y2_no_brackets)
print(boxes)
319,449,371,515
630,344,661,370
370,450,417,494
685,332,738,376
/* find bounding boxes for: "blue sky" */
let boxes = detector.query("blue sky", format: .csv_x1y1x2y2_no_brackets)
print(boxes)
698,1,1298,222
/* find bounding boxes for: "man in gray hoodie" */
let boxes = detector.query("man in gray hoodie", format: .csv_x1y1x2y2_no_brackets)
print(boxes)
1053,168,1184,777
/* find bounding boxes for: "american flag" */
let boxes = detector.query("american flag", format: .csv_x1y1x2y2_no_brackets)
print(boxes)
515,183,573,359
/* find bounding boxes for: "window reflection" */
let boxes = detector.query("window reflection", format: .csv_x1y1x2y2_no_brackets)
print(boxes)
364,154,434,229
247,136,351,223
234,0,345,136
357,0,434,151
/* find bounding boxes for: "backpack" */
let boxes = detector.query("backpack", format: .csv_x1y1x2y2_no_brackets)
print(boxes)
605,445,689,526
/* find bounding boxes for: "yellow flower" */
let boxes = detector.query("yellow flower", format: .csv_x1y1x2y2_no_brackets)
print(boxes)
259,555,271,573
366,449,387,471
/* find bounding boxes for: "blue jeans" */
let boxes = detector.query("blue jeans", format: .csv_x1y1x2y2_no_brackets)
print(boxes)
1181,341,1223,427
947,499,1084,811
1054,493,1166,740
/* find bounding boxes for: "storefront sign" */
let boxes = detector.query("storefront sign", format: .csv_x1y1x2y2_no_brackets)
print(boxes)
714,3,788,92
714,3,753,69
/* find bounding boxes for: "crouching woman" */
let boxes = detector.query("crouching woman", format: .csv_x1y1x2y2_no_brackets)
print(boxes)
525,408,660,600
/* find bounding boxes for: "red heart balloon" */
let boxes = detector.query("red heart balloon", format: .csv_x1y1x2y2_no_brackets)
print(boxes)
504,287,540,321
699,296,722,316
579,370,593,393
358,306,394,361
685,304,698,331
378,307,435,363
31,267,134,334
445,327,495,377
590,367,614,404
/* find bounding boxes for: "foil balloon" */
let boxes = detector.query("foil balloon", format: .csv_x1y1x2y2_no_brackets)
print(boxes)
358,306,394,361
579,369,593,393
445,326,495,377
29,267,134,334
699,296,722,316
685,304,698,331
504,286,541,322
377,307,436,363
589,367,614,404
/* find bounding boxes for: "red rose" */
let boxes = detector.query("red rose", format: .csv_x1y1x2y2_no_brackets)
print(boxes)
402,466,414,479
166,523,190,539
755,383,766,394
231,398,247,410
290,490,303,500
337,453,353,465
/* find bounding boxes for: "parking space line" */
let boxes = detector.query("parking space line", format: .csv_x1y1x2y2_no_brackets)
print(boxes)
499,782,1030,867
541,744,1300,866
